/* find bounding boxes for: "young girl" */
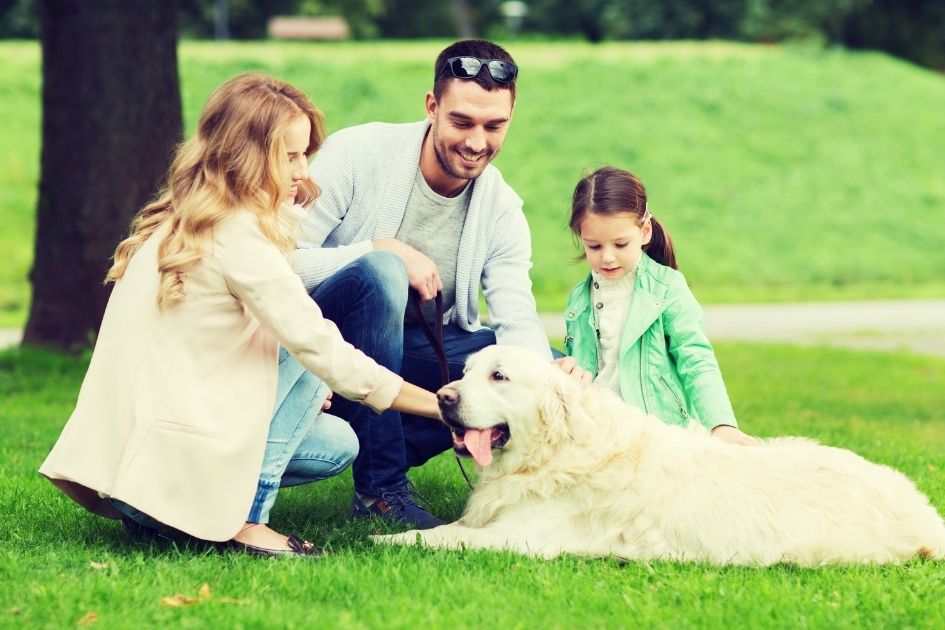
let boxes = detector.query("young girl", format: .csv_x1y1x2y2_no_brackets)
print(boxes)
39,73,442,557
563,166,755,445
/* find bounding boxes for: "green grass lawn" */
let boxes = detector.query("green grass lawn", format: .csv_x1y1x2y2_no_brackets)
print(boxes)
1,40,944,327
2,343,944,628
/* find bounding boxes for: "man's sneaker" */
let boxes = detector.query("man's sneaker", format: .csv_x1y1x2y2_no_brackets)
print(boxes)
349,485,445,530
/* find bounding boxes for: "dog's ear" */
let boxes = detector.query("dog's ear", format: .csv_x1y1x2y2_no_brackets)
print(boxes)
538,373,567,423
538,376,581,445
537,373,571,448
537,371,596,446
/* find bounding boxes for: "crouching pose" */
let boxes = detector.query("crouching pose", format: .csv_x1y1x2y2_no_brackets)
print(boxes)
40,73,441,557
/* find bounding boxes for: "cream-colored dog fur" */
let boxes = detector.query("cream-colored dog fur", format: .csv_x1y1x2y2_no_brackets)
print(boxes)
373,346,945,565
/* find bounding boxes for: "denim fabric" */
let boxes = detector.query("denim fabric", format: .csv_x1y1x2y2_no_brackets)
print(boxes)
110,498,168,531
247,347,359,524
291,250,496,495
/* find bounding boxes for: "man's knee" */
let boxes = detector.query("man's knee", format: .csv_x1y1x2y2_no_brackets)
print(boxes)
313,251,408,323
350,251,408,306
332,425,360,474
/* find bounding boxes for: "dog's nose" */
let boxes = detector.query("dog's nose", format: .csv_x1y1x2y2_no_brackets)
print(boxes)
437,386,460,408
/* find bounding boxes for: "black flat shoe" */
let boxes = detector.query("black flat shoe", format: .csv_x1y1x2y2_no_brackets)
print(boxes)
121,516,155,539
228,535,323,557
121,517,193,545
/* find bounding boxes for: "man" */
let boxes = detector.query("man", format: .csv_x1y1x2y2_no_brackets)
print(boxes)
284,39,566,529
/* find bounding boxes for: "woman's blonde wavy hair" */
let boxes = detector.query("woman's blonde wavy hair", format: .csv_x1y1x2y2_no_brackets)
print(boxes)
106,72,326,309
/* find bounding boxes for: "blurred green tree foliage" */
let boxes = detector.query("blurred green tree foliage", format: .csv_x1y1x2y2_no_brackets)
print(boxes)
841,0,945,70
176,0,389,40
1,0,942,69
0,0,36,37
177,0,299,39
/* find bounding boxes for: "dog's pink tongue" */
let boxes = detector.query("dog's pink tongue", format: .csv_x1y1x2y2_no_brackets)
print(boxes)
463,428,494,467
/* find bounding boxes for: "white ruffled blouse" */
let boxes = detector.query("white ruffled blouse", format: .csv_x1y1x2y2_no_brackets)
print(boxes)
590,270,637,394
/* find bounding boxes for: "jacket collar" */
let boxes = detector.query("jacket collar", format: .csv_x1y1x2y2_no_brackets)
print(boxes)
565,274,592,321
374,121,429,237
619,253,667,354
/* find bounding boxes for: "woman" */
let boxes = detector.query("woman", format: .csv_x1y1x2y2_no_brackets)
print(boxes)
39,73,441,556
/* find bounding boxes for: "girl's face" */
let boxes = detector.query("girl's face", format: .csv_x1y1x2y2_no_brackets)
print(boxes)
283,116,311,205
579,211,652,281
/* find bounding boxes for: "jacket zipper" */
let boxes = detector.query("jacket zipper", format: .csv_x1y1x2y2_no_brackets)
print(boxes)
658,374,690,419
590,305,603,374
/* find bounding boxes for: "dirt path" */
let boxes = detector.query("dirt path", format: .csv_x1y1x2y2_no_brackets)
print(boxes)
543,299,945,358
4,299,944,357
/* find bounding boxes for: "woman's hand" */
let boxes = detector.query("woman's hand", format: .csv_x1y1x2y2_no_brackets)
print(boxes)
322,390,333,411
390,382,442,421
711,424,759,446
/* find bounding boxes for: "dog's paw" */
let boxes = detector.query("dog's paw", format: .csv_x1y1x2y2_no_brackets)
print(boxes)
369,531,424,546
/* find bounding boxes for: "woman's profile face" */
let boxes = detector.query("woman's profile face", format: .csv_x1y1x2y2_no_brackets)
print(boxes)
282,116,311,205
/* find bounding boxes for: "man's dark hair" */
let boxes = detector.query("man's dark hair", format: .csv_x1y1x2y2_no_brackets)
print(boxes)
433,39,516,101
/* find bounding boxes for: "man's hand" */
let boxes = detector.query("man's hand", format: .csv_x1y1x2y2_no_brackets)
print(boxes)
552,356,593,387
373,238,442,301
711,424,759,446
322,389,333,411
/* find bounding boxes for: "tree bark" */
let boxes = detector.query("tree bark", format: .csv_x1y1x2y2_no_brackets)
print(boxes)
24,0,182,350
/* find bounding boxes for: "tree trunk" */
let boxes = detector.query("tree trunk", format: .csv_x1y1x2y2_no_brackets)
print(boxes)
24,0,182,350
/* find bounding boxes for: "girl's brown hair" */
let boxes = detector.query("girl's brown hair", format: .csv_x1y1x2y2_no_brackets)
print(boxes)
106,72,326,308
569,166,677,270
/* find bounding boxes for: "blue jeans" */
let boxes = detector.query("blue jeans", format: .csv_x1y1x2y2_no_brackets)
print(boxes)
246,347,359,524
114,348,359,533
287,250,496,496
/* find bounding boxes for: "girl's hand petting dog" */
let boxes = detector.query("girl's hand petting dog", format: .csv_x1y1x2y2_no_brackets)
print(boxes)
552,356,593,387
711,424,759,446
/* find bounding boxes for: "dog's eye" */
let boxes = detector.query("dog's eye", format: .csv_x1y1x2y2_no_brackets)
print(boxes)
490,370,507,382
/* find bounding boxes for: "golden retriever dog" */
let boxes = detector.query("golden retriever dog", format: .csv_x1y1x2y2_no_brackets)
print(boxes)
373,346,945,566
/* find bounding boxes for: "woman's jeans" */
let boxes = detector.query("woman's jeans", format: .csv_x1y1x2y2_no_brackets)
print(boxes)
245,347,359,524
113,347,358,534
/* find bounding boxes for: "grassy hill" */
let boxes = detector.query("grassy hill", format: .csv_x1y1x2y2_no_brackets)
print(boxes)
1,40,944,325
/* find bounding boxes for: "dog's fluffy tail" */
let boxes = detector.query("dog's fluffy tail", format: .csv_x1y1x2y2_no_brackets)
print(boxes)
917,546,943,560
915,520,945,560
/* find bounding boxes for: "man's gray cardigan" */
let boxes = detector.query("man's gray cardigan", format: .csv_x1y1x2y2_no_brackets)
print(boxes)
294,120,551,358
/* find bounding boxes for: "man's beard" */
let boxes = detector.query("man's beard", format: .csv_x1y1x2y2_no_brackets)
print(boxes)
433,133,491,181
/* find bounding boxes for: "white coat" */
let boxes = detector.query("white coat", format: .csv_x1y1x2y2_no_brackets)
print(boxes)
39,208,403,541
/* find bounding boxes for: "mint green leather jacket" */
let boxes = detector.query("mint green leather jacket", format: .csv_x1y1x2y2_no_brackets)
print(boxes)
563,253,737,430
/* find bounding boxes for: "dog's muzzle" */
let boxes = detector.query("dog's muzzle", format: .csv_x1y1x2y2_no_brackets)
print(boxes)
437,385,510,465
437,385,465,430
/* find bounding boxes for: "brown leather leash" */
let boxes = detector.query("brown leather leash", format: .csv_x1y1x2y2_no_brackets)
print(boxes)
409,291,475,490
409,291,449,386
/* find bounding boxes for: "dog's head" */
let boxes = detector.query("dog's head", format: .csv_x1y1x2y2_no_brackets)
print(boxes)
437,345,595,471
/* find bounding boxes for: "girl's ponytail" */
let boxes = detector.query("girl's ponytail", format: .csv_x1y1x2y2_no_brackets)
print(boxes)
644,217,677,270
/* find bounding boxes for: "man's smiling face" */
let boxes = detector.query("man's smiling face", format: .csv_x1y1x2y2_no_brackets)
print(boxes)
422,79,514,196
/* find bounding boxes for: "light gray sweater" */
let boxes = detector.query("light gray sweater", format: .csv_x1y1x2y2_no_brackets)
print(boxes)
294,120,551,358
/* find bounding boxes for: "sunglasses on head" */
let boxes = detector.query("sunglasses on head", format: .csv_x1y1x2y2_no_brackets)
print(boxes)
442,56,518,84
